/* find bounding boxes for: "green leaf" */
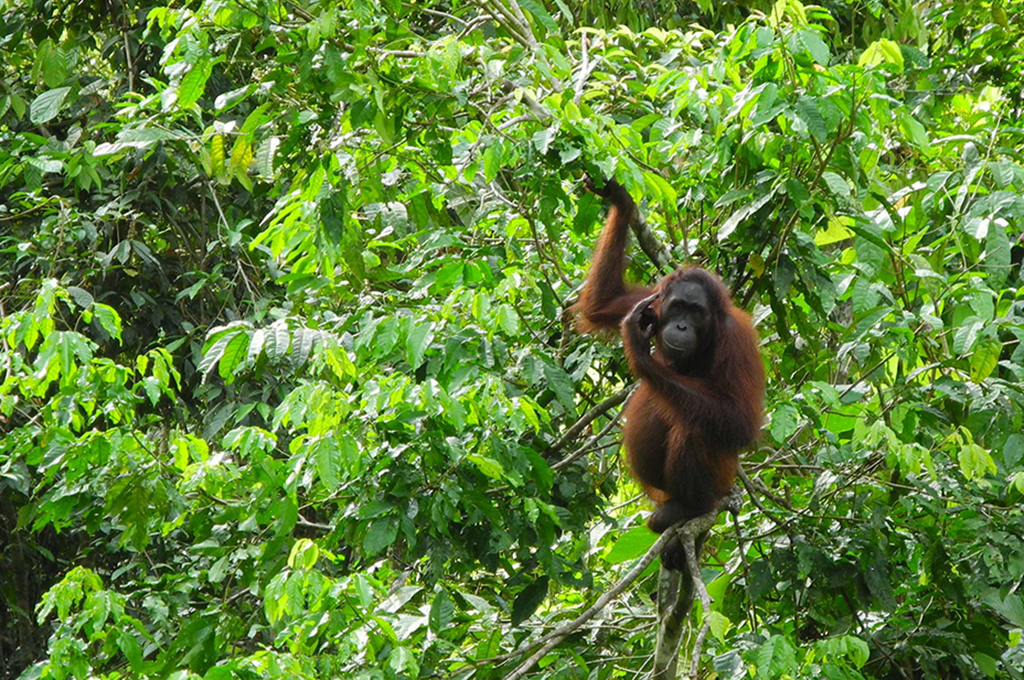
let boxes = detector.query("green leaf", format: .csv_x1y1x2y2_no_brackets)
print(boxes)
958,439,996,482
406,319,434,370
859,38,904,71
9,93,25,118
989,161,1016,189
542,362,576,412
256,136,279,178
795,96,827,142
815,217,854,245
266,321,290,360
199,332,238,380
770,403,799,442
796,29,830,65
984,220,1011,287
482,143,502,183
718,189,775,241
229,137,252,175
708,611,733,643
821,171,852,197
363,516,399,555
29,87,71,125
864,558,896,610
67,286,93,308
467,454,504,480
118,631,144,671
519,0,558,33
496,305,519,335
290,327,315,369
219,332,250,381
38,40,68,88
178,58,212,109
843,635,870,668
247,329,265,364
953,318,983,354
532,126,556,155
388,647,419,676
429,589,455,633
974,653,998,678
899,111,930,150
983,590,1024,628
756,635,798,678
511,576,549,626
969,336,1000,382
605,527,657,564
1004,434,1024,468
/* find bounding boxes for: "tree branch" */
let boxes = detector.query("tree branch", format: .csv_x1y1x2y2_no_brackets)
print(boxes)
550,399,628,471
504,488,741,680
653,485,743,679
547,384,634,455
631,209,675,274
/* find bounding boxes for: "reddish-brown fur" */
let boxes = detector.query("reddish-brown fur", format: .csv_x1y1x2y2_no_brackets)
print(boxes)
572,184,764,539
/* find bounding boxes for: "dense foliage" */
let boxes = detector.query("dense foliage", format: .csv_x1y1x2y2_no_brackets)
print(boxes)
3,0,1024,678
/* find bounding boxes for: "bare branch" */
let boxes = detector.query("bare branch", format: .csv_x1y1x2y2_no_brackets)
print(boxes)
551,399,628,471
631,210,675,274
547,384,635,455
574,34,591,104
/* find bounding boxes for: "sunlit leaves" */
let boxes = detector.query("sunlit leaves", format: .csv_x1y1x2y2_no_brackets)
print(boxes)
287,538,320,570
429,589,454,633
267,321,291,361
467,454,505,481
218,332,249,381
970,336,1001,382
34,39,68,88
754,635,798,678
91,304,123,342
256,136,279,178
815,217,854,245
815,635,870,669
37,567,104,623
859,38,905,71
791,29,830,65
199,330,241,381
313,436,342,489
821,171,853,198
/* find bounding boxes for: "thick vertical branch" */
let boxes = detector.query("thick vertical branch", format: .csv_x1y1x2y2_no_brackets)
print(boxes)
653,568,688,679
502,489,741,680
651,485,743,680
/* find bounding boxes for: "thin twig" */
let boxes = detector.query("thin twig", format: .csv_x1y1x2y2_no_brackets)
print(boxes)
574,34,591,104
551,402,627,471
547,384,635,454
